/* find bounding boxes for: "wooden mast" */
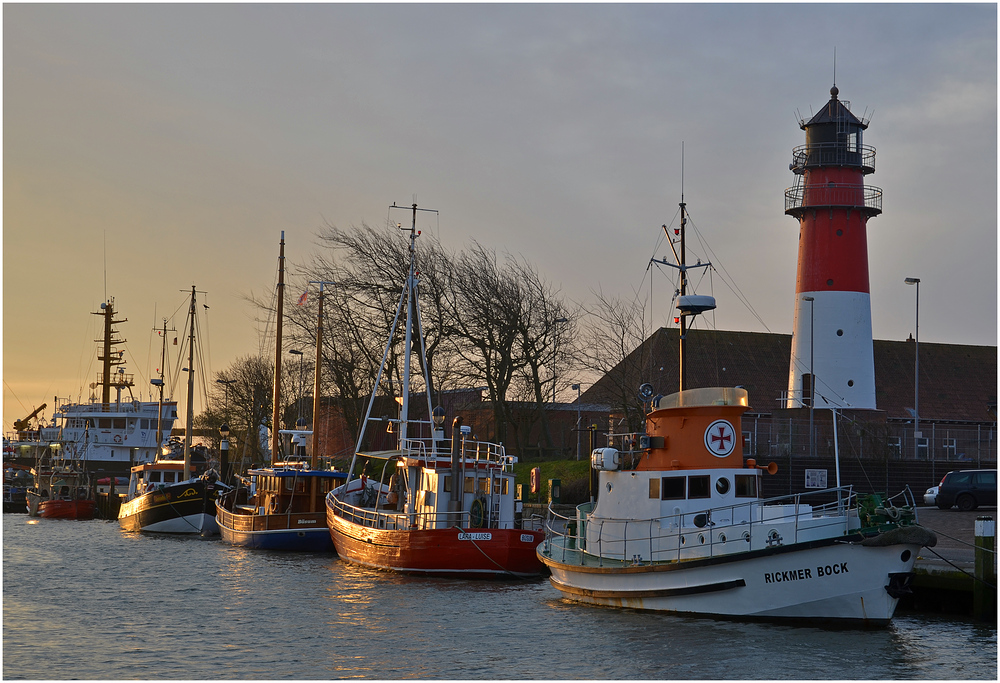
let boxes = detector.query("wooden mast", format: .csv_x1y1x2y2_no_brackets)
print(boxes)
270,233,285,467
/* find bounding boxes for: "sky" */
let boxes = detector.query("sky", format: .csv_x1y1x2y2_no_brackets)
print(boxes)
3,3,997,433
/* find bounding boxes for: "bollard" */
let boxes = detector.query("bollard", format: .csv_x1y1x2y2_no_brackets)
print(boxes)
973,516,996,621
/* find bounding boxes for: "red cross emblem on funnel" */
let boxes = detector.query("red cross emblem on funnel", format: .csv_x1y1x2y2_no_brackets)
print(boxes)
704,420,736,457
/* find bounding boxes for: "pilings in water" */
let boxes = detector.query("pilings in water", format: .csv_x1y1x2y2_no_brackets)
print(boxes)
974,516,996,621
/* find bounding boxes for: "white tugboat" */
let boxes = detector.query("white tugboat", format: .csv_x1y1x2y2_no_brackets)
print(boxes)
537,194,936,624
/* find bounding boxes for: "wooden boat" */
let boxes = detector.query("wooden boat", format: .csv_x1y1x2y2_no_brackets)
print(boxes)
325,203,545,578
217,460,346,551
537,192,937,624
216,232,348,550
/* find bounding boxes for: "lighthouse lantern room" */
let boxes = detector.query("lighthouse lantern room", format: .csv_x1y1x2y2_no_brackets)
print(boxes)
785,86,882,410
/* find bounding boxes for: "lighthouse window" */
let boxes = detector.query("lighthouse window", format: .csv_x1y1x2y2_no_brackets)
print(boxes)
688,476,711,499
661,476,686,500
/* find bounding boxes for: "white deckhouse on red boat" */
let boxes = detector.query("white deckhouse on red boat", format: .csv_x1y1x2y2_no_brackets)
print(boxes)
537,193,936,624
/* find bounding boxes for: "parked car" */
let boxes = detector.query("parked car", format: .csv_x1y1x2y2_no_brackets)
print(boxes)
923,485,938,506
935,469,997,511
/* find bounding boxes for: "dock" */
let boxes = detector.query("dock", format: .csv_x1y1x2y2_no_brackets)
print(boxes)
906,507,996,619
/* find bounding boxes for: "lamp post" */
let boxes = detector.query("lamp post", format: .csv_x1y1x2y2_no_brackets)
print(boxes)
571,383,582,460
802,296,815,458
289,349,304,421
552,317,569,403
219,422,230,484
905,277,921,459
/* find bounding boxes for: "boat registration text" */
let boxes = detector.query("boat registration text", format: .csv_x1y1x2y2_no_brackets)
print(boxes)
458,532,492,541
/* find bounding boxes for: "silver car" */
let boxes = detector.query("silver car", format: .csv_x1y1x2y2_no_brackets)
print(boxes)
923,485,938,506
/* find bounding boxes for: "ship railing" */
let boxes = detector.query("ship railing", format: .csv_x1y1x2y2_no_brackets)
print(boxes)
399,437,513,471
543,486,864,567
330,493,486,532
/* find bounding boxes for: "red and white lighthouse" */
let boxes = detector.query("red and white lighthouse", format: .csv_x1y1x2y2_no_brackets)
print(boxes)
785,86,882,410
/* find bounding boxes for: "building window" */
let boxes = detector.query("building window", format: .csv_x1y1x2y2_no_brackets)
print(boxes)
887,437,901,459
943,438,957,459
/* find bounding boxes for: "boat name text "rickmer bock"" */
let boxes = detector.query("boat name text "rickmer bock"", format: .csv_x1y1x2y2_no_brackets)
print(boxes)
763,562,849,584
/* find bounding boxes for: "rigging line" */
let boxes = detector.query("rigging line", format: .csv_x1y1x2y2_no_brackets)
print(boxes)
685,214,771,332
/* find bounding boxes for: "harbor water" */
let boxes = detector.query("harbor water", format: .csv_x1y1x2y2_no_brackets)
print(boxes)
3,515,996,680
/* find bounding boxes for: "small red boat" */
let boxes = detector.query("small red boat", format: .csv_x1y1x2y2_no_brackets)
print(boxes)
26,465,96,520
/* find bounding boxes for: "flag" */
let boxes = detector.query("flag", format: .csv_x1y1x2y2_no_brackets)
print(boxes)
297,291,308,305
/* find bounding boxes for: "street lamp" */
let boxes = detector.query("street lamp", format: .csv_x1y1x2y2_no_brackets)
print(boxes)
289,349,304,420
571,383,582,460
802,296,815,458
905,277,920,459
551,317,569,403
219,422,230,484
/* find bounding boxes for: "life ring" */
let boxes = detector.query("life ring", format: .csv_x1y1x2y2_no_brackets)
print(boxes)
114,434,122,444
469,498,487,528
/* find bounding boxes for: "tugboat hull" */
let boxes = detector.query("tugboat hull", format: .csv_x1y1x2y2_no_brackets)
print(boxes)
542,535,922,624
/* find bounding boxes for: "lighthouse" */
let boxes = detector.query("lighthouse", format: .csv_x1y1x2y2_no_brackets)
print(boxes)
785,86,882,410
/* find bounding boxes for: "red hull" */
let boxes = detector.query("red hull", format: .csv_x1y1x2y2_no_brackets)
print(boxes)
39,499,96,520
327,510,545,578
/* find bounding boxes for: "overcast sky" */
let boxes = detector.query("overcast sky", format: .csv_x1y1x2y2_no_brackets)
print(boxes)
3,3,996,432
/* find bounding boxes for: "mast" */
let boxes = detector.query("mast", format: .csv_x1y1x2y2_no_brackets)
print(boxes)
310,280,335,469
183,285,196,479
271,232,285,467
651,150,713,393
399,204,418,447
92,298,132,408
153,318,171,456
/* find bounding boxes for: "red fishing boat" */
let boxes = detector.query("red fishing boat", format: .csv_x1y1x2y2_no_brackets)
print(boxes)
27,465,96,519
325,203,545,577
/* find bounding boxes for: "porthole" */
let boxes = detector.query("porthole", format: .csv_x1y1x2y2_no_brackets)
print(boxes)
716,477,731,495
848,380,854,387
836,229,843,236
719,533,727,543
698,533,706,545
606,482,613,493
837,329,844,336
680,535,686,545
827,279,834,286
901,549,911,562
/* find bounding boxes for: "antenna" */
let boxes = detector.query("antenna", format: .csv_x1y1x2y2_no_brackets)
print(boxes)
833,47,837,87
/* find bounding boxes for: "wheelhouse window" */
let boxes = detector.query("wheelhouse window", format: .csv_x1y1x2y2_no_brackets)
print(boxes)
735,474,757,498
148,472,161,483
688,475,711,499
661,476,685,500
163,472,176,484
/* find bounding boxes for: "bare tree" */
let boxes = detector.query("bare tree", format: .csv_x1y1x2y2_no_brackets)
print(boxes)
579,290,650,435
